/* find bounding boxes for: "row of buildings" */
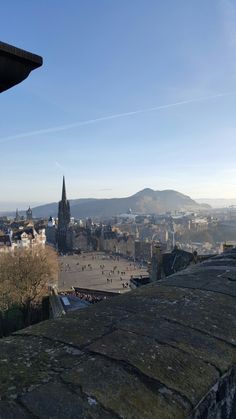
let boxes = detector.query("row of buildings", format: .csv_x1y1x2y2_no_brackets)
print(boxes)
0,176,230,258
45,179,156,261
0,177,71,253
0,224,46,253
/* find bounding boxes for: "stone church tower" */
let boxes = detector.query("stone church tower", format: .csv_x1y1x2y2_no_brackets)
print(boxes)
26,206,33,221
57,176,71,254
15,208,20,222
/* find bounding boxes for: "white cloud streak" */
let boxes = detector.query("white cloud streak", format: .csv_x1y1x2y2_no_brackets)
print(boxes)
0,92,234,144
55,161,65,172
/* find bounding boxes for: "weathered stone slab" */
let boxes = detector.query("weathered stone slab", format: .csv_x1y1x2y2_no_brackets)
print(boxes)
213,254,236,260
114,314,236,373
21,381,111,419
0,252,236,417
173,265,236,276
161,273,212,289
162,271,236,297
17,316,110,348
201,259,236,268
88,329,218,405
0,335,82,399
102,285,236,345
62,355,187,419
66,305,128,321
18,307,130,348
0,401,33,418
149,287,236,345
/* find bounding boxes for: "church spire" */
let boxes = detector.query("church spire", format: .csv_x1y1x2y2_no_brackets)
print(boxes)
62,175,67,202
15,208,20,222
57,176,71,254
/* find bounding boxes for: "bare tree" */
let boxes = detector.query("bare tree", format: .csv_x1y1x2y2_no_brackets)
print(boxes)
0,246,58,323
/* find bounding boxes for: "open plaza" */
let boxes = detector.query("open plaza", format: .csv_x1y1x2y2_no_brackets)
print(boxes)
58,251,148,294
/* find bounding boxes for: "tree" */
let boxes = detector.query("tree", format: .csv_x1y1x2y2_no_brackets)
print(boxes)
0,246,58,325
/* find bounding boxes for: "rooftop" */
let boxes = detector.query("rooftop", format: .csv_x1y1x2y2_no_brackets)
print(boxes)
0,250,236,417
0,41,42,93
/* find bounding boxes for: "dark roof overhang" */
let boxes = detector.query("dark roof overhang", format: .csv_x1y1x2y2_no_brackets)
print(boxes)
0,41,43,93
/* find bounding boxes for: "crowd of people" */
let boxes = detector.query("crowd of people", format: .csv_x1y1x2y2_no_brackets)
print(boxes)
60,290,106,304
75,290,105,304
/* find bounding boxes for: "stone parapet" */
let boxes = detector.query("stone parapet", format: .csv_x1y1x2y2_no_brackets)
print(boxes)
0,250,236,417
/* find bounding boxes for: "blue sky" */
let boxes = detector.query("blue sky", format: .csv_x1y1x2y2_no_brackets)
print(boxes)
1,0,236,209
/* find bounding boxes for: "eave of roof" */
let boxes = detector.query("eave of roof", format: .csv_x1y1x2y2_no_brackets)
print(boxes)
0,41,43,93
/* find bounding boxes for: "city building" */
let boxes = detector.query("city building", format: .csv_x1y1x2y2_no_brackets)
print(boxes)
57,176,72,254
0,226,46,252
45,216,57,246
15,208,20,222
12,226,46,249
26,206,33,221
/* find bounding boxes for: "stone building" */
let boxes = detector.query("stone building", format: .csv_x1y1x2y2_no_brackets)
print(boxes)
12,226,46,249
15,209,20,222
26,206,33,221
151,245,195,281
45,217,57,246
57,176,72,254
98,225,135,258
74,230,90,251
0,234,12,253
0,226,46,252
134,240,153,262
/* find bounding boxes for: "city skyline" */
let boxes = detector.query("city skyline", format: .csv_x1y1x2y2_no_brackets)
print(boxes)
1,1,236,202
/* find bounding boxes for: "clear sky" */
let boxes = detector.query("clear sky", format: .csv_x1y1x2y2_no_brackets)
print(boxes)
1,0,236,209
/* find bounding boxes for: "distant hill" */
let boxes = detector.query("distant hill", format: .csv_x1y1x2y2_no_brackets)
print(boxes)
30,188,210,219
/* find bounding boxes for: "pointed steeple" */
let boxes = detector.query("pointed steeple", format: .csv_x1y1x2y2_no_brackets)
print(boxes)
57,176,71,254
15,208,20,222
62,175,67,202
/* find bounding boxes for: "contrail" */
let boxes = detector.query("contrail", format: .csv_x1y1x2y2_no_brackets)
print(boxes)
0,92,234,144
55,161,65,172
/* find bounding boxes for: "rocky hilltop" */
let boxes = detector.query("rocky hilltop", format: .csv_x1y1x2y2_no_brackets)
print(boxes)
31,188,209,218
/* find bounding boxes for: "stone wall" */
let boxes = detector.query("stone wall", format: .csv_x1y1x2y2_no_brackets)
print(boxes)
135,239,152,261
0,250,236,417
101,236,135,257
190,367,236,419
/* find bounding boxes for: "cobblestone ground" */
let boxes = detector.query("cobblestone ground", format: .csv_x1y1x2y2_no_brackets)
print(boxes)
58,251,148,293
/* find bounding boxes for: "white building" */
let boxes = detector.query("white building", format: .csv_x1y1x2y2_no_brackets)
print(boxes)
0,226,47,252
